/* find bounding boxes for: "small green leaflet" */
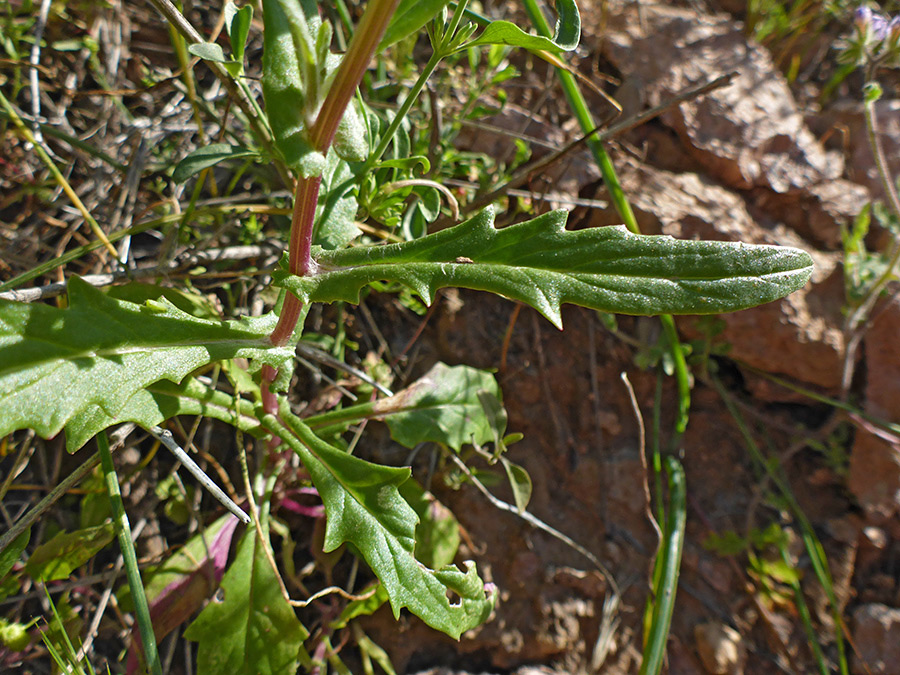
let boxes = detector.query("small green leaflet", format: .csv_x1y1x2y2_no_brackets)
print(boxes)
172,143,258,184
463,0,581,53
274,207,814,328
24,523,115,582
379,0,451,50
378,363,501,451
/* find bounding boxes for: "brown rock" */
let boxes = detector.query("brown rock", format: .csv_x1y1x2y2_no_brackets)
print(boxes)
602,4,843,193
849,298,900,519
591,159,846,392
815,99,900,205
694,622,746,675
852,604,900,675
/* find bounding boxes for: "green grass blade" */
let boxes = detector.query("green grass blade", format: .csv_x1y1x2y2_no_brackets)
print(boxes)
97,431,162,675
640,457,686,675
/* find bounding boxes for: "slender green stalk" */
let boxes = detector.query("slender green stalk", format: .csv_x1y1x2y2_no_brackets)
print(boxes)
97,431,161,675
519,0,691,433
841,78,900,393
519,5,692,667
661,315,691,435
639,457,686,675
369,49,444,166
368,0,471,166
780,542,829,675
737,362,900,437
145,0,289,184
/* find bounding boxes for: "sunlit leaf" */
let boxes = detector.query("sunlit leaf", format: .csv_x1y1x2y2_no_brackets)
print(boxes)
275,207,815,329
463,0,580,52
274,407,495,639
185,527,308,675
0,278,290,452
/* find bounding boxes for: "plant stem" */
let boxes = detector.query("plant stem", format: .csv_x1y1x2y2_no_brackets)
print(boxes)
519,0,691,432
97,431,162,675
369,49,444,165
263,0,403,405
638,457,686,675
146,0,289,184
368,0,469,166
310,0,401,151
841,76,900,395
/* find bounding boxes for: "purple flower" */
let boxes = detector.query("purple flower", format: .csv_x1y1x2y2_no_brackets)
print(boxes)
854,5,873,31
871,13,889,40
890,15,900,40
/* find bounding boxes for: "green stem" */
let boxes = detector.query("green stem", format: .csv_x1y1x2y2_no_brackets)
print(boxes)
639,457,686,675
368,0,470,166
146,0,288,183
97,432,161,675
520,0,691,430
780,541,830,675
369,49,444,165
843,78,900,357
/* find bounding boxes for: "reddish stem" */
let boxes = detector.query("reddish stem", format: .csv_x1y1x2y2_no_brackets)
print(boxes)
269,174,323,351
308,0,401,151
263,176,321,415
262,0,401,416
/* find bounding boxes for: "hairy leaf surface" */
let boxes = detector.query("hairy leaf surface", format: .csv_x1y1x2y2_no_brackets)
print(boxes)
0,278,290,451
271,406,496,639
275,208,814,328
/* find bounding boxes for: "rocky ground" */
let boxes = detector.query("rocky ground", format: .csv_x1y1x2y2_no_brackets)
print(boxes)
2,0,900,673
354,2,900,674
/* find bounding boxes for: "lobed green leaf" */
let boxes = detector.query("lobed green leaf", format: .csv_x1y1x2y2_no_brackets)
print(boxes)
274,208,815,329
0,278,290,451
378,362,501,451
271,406,496,639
